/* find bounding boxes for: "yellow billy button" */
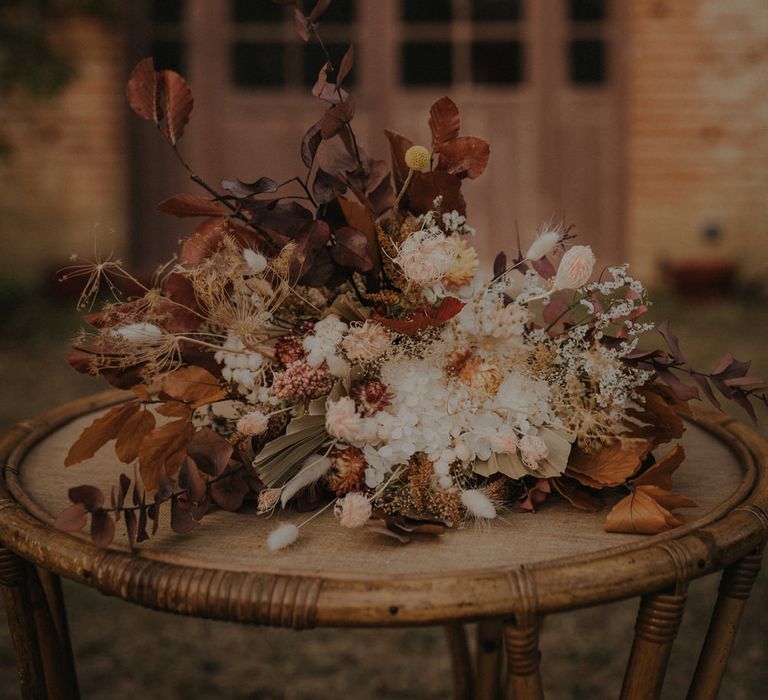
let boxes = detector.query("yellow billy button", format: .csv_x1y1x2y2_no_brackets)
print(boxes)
404,145,431,173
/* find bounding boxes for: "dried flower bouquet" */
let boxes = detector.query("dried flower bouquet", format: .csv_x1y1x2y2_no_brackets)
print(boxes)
56,1,767,551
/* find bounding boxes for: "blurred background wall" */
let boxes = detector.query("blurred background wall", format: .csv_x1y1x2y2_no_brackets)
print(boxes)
0,0,766,291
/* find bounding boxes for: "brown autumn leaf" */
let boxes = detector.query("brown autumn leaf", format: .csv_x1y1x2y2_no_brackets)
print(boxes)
624,383,686,447
566,437,653,489
293,7,311,42
114,409,156,464
156,194,226,218
436,136,490,179
604,484,696,535
337,196,380,272
54,503,89,532
384,129,414,191
160,366,226,408
320,98,356,139
186,427,234,477
64,402,140,467
170,496,199,533
408,171,466,216
160,69,194,145
331,226,373,272
633,444,686,490
138,419,195,490
428,96,460,152
210,471,249,511
90,509,116,548
126,57,159,123
155,401,193,419
68,484,105,509
337,44,354,85
550,477,602,512
178,456,207,504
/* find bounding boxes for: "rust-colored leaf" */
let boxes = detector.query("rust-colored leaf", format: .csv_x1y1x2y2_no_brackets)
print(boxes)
160,366,226,407
187,427,234,477
384,129,414,191
436,136,490,179
337,196,379,272
54,503,88,532
178,456,207,503
633,444,686,490
68,485,105,510
156,195,226,218
428,96,460,152
375,297,464,335
126,57,159,123
64,402,140,467
155,401,193,419
114,409,156,464
160,69,193,145
90,510,116,548
624,383,686,448
604,484,695,535
551,477,602,512
138,419,195,491
566,438,652,489
301,121,323,168
210,471,249,511
408,171,466,216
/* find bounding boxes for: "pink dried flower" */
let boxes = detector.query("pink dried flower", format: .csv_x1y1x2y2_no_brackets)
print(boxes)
325,397,367,443
341,321,391,363
334,493,372,528
274,335,305,367
257,488,281,514
271,361,334,402
519,434,549,469
553,245,596,290
351,378,394,417
236,410,269,436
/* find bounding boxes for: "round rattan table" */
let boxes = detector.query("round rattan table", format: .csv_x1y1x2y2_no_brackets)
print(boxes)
1,391,766,699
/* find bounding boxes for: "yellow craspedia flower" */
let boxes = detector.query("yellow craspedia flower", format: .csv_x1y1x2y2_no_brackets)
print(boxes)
404,145,431,173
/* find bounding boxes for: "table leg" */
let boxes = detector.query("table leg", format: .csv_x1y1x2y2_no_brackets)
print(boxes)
504,614,543,700
29,568,80,699
0,547,47,699
686,548,763,700
620,587,687,700
475,619,503,700
445,624,473,700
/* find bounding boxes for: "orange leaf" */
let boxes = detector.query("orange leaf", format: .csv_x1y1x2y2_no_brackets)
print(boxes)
550,477,603,512
115,409,156,464
624,383,686,447
160,366,226,408
436,136,490,179
633,444,686,490
604,485,695,535
156,195,226,218
566,438,652,489
429,96,460,152
160,69,193,145
65,402,140,467
126,58,159,123
155,401,193,418
138,419,195,491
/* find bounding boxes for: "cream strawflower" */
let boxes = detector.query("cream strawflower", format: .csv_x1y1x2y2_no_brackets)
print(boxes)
341,321,391,363
326,397,366,443
444,236,480,290
236,410,269,436
491,427,519,453
334,493,372,528
519,434,549,469
553,245,596,290
395,230,452,286
525,230,561,262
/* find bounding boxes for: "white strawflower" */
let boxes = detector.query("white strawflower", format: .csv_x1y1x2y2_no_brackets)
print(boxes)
113,323,165,342
341,321,391,363
243,248,268,273
334,493,372,528
267,523,299,551
395,230,452,286
491,427,519,453
525,230,561,261
236,410,269,436
553,245,596,290
461,489,497,519
519,434,549,469
325,397,366,443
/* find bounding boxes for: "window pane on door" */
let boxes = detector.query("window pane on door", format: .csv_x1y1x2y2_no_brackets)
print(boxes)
402,42,452,85
151,40,185,73
321,0,356,23
401,0,452,22
232,43,285,86
232,0,285,23
151,0,184,24
303,42,356,86
472,41,524,84
568,39,606,83
569,0,606,22
471,0,522,21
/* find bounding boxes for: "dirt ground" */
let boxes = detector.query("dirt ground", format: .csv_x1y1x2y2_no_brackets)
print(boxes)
0,289,766,699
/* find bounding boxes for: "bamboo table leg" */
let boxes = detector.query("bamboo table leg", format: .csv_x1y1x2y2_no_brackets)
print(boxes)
0,547,47,699
686,548,763,700
620,586,687,700
445,624,473,700
475,619,503,700
504,614,543,700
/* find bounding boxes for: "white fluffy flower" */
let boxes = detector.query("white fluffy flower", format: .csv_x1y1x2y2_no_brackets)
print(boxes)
519,434,549,469
490,427,519,453
394,230,453,286
326,397,367,443
236,410,269,436
267,523,299,551
525,230,561,261
214,331,264,395
334,493,372,528
553,245,596,290
243,248,268,273
461,489,497,519
113,322,165,342
341,321,391,363
303,315,347,371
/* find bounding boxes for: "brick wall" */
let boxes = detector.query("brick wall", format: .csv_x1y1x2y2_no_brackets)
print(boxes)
0,17,127,285
625,0,768,283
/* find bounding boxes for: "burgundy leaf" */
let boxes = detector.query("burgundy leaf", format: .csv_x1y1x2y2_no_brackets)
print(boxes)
126,58,159,123
301,121,323,167
54,503,88,532
691,373,721,409
407,171,466,216
436,136,490,179
210,472,249,511
320,98,356,139
331,226,373,272
384,129,415,192
657,367,700,402
293,7,311,41
493,252,507,278
337,44,354,85
68,485,105,510
137,505,150,543
90,510,115,548
124,509,138,549
428,96,460,152
221,177,278,198
170,496,198,533
179,456,207,503
657,320,685,364
313,168,347,204
156,194,226,218
160,70,194,145
187,428,234,477
531,257,557,280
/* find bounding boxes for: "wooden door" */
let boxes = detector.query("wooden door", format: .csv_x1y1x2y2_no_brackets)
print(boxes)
130,0,624,269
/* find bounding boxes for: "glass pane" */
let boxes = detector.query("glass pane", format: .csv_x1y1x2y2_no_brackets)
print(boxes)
569,39,606,83
321,0,356,23
569,0,606,22
232,0,285,23
472,0,522,21
232,43,285,86
401,0,452,22
303,42,356,86
150,0,184,24
151,40,185,74
472,41,523,83
402,42,452,85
